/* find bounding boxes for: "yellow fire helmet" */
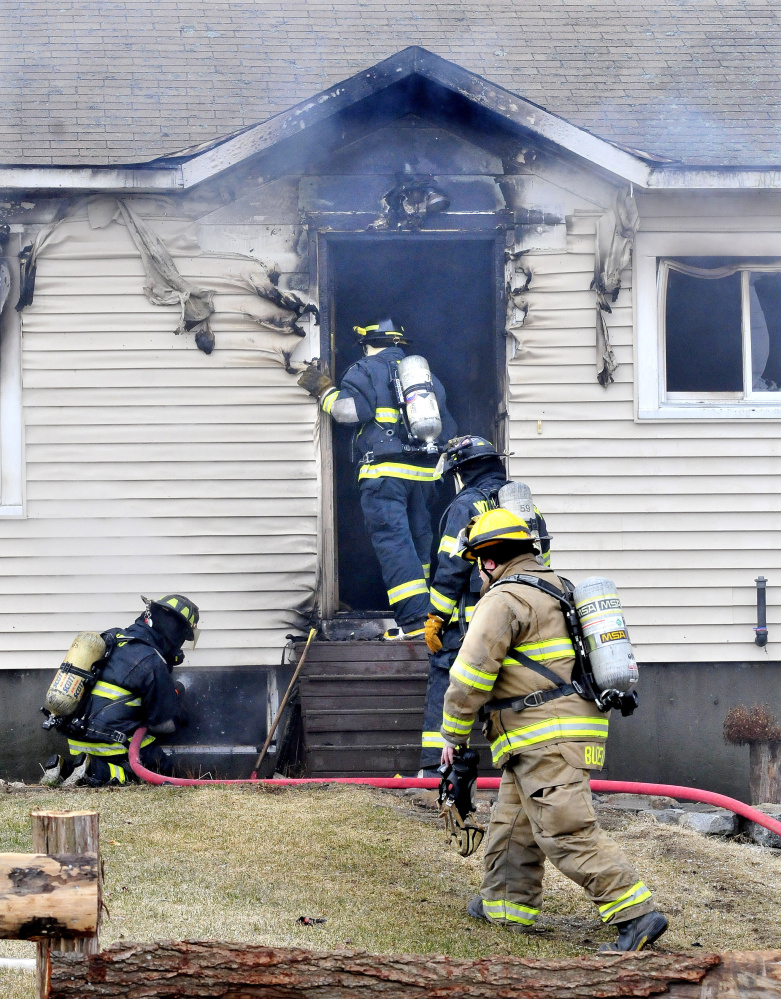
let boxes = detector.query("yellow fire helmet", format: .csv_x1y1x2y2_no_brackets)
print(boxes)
456,508,535,563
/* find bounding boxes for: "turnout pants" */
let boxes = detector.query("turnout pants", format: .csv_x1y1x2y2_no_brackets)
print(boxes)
479,742,655,928
359,475,434,629
84,743,172,787
420,647,458,770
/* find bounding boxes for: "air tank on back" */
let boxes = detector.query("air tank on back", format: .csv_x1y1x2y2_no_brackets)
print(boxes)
572,577,638,692
396,355,442,444
43,631,106,718
497,481,535,527
497,481,546,550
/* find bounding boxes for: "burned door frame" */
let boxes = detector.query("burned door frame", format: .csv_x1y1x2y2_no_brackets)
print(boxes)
313,226,508,620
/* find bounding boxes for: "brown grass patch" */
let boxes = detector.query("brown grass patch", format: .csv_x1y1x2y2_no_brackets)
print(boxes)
1,785,781,999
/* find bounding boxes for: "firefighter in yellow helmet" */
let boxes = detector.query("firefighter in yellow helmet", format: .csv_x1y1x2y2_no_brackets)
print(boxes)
439,510,668,952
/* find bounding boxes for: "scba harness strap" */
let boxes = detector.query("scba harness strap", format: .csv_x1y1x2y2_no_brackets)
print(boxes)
484,573,598,715
60,631,165,742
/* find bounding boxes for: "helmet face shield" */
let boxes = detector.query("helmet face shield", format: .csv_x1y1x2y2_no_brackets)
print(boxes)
184,625,201,649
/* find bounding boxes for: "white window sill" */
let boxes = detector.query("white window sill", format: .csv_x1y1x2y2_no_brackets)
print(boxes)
0,506,24,518
638,404,781,421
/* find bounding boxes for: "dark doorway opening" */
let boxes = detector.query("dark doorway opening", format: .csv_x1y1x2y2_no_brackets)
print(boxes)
325,235,503,615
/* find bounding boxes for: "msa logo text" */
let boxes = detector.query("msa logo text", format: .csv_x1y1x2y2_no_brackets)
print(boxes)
585,745,605,767
578,597,621,616
600,630,627,643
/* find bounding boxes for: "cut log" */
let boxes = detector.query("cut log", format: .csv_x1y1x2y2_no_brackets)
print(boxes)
32,810,101,999
0,852,98,940
49,940,719,998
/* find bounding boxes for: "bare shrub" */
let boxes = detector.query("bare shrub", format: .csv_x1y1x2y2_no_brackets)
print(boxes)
723,704,781,745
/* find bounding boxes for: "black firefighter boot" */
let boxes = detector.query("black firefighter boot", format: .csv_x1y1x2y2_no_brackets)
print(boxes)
599,910,669,952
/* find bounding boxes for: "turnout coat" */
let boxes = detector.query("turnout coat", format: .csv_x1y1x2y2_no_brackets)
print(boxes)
440,552,609,768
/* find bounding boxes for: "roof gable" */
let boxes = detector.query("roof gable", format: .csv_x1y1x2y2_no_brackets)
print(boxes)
0,48,652,193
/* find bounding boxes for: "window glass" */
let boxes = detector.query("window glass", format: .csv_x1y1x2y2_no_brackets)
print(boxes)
665,268,743,393
750,273,781,392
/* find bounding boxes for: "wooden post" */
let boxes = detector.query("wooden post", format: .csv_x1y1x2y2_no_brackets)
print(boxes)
749,741,781,804
32,810,100,999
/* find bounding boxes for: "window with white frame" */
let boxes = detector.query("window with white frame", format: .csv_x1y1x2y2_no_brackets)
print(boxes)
635,233,781,419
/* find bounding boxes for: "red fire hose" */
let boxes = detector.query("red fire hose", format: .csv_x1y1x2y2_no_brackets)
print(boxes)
129,727,781,838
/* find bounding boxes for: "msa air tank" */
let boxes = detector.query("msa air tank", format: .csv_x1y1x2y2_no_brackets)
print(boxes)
396,355,442,444
43,631,107,718
572,578,638,693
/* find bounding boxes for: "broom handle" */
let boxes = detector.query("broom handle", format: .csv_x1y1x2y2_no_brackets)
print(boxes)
251,627,317,775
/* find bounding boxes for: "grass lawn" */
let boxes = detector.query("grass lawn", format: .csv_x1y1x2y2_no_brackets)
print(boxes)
2,784,781,998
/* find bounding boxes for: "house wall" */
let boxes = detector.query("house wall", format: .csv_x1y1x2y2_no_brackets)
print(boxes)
0,198,318,676
507,199,781,665
2,117,780,786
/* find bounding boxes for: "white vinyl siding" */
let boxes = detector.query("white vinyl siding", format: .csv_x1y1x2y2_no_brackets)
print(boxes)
1,210,316,669
508,212,779,663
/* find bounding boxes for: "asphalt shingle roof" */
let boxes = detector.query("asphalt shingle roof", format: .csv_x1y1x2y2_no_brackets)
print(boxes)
1,0,780,167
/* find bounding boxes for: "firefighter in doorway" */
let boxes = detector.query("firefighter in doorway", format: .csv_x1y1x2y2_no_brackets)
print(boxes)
41,595,197,787
439,510,668,952
419,436,550,775
298,319,456,639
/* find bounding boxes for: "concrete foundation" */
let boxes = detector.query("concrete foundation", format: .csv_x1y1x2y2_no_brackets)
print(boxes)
1,660,777,798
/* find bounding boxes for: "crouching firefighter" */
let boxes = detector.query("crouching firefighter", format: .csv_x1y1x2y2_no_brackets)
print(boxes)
298,319,456,639
439,509,668,952
40,595,199,787
420,435,550,775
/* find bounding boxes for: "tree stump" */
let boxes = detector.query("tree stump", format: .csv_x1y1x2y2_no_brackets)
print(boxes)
31,810,101,999
749,741,781,805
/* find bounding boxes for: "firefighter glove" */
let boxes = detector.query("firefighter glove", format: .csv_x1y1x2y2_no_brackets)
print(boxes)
425,613,445,652
437,749,484,857
297,362,335,398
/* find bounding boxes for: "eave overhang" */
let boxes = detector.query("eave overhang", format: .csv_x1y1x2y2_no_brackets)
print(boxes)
0,47,777,194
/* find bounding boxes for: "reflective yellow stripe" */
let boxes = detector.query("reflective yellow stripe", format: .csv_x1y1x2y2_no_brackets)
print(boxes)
438,535,458,556
67,733,155,757
490,716,609,764
421,731,446,748
442,712,473,736
504,637,575,665
387,578,429,604
422,563,430,581
482,899,539,926
449,602,476,625
107,762,127,784
358,462,439,482
375,407,400,423
92,681,141,707
599,882,653,922
451,657,497,692
542,550,551,567
429,587,457,616
321,388,339,414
